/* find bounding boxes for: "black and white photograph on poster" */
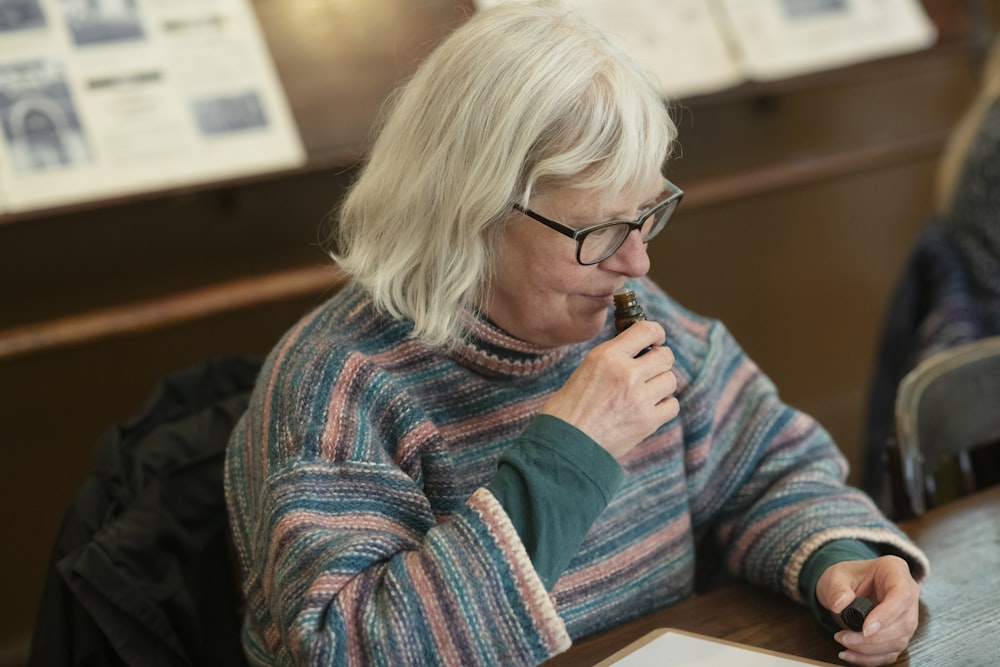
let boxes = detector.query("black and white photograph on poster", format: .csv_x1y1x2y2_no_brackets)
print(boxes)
0,0,47,33
0,58,92,173
0,0,304,212
59,0,145,47
192,91,268,136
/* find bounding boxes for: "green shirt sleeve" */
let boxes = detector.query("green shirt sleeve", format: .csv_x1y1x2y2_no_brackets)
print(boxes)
799,539,881,632
486,414,624,590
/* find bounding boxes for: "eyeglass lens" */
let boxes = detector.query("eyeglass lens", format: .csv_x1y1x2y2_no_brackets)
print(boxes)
579,199,677,264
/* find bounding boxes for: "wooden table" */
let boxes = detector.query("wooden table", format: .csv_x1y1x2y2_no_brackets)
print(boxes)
545,486,1000,666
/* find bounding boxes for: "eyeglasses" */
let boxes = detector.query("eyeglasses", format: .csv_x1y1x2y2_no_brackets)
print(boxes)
512,178,683,265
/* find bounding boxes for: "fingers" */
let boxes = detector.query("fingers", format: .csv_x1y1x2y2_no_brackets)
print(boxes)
542,322,679,459
834,605,915,664
626,340,678,420
819,557,921,666
835,645,904,666
611,323,677,402
645,351,678,404
835,594,919,665
617,320,666,358
655,395,680,424
835,620,910,666
855,558,920,640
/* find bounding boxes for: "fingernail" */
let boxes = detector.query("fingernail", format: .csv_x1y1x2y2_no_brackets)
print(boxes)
833,592,849,610
863,620,881,637
838,651,854,663
839,632,859,647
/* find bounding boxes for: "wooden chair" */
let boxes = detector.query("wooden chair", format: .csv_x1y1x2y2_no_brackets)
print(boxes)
893,335,1000,516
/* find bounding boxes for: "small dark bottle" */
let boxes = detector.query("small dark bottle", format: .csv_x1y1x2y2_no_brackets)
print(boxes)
840,597,875,632
613,288,653,356
613,288,647,333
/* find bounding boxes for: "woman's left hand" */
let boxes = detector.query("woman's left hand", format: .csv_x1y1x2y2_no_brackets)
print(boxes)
816,555,921,666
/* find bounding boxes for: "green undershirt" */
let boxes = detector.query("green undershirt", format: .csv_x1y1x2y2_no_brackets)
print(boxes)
486,414,624,590
486,413,881,630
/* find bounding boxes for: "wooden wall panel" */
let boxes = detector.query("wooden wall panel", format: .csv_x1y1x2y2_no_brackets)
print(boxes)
649,160,942,481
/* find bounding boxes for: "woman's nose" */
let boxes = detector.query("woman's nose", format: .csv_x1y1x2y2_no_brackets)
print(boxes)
599,229,650,277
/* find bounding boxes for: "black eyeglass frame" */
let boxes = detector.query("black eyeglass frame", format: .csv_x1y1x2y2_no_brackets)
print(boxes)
512,178,684,265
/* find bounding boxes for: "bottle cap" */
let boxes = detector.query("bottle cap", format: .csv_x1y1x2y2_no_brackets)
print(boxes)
613,288,646,333
840,596,875,632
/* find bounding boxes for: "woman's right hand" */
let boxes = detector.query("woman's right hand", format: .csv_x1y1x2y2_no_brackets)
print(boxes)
540,320,679,459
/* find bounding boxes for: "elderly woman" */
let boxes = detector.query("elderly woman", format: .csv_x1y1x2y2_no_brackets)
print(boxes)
225,3,927,666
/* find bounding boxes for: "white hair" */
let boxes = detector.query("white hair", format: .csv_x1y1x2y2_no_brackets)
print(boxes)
327,1,677,348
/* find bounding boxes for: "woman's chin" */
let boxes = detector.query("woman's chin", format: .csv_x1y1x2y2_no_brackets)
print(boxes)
552,317,609,346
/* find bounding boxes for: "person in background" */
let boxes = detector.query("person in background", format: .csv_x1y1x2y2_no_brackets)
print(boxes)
225,3,927,665
863,37,1000,513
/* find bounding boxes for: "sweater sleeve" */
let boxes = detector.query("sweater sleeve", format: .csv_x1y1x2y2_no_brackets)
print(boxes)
674,316,930,602
486,414,625,589
225,351,574,666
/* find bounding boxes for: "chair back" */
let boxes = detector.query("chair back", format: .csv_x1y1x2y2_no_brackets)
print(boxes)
895,336,1000,515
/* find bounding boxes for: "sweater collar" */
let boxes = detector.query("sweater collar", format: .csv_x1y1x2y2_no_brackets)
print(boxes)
449,309,579,377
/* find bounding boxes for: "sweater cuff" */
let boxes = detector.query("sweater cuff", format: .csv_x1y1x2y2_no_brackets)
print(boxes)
486,414,624,589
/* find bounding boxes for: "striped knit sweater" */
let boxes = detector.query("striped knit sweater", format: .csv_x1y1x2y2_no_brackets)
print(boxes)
224,276,929,666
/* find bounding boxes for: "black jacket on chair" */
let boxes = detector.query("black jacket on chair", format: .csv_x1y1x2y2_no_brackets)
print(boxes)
28,356,260,667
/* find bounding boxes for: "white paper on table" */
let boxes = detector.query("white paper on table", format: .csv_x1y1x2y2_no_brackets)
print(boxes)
597,629,837,667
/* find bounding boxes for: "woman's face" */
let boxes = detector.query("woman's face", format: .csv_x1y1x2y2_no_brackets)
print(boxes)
485,173,663,347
